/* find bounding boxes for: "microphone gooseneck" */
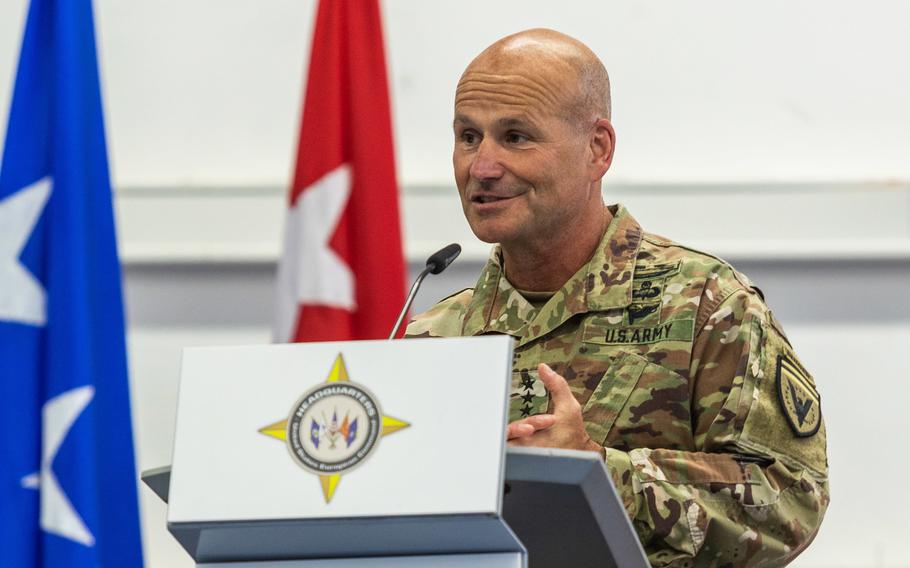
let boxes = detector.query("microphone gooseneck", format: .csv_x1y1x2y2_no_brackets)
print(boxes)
388,243,462,339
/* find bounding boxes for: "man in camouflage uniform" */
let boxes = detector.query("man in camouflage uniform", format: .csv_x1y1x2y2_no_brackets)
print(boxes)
406,28,828,566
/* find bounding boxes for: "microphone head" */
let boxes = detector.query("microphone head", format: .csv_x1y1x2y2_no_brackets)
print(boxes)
426,243,461,274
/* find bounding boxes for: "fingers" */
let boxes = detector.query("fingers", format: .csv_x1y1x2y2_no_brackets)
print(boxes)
507,422,536,439
523,413,557,430
538,363,577,410
507,413,556,439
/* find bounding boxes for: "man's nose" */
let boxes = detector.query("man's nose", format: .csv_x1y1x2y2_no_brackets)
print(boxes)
468,140,505,180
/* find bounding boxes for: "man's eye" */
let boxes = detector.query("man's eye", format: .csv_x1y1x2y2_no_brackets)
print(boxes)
505,132,529,144
460,131,479,145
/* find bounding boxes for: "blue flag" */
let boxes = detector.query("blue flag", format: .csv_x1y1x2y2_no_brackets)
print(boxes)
310,419,321,449
0,0,144,566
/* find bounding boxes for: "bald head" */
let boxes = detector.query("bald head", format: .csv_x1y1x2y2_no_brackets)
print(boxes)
451,29,617,284
459,29,611,129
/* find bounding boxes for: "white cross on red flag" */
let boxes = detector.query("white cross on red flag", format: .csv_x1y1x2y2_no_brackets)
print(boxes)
274,0,407,342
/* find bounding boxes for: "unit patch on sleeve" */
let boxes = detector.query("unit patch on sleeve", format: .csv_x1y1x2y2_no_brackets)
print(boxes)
776,353,821,438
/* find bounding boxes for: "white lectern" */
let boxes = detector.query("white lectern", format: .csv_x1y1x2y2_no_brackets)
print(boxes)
143,337,649,568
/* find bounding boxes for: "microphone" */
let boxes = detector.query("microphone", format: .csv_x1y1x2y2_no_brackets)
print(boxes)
425,243,462,274
388,243,462,339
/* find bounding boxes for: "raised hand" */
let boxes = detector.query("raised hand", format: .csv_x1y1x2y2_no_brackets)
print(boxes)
506,363,603,455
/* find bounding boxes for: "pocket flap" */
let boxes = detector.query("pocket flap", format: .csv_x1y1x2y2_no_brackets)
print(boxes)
583,353,648,444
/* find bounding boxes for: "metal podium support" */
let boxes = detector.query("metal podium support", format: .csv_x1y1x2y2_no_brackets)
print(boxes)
195,555,523,568
503,447,648,567
143,447,647,568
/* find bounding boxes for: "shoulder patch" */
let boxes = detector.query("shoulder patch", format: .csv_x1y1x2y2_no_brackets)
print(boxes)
776,353,821,438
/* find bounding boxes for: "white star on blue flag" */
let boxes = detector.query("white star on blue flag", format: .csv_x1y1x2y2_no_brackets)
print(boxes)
0,0,144,565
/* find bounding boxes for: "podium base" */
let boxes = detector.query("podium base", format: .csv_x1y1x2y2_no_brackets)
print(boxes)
198,552,524,568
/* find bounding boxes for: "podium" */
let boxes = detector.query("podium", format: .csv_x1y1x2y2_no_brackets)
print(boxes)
143,337,649,568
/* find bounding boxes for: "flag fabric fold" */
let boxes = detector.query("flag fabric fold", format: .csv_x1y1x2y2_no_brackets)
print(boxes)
0,0,144,566
274,0,407,343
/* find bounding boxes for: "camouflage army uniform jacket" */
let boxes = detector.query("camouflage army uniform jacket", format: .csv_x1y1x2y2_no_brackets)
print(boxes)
406,205,829,567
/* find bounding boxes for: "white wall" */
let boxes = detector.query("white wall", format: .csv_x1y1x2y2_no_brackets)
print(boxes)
2,1,910,567
2,0,910,187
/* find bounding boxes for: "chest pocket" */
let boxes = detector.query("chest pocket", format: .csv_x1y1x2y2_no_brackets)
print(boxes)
581,352,694,452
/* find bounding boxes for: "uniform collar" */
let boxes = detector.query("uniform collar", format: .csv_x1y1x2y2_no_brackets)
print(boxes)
461,204,643,345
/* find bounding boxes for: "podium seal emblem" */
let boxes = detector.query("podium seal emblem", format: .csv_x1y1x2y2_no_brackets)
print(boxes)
258,353,410,503
287,381,382,475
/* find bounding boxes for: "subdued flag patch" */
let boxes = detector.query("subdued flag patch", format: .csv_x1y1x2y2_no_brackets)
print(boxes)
776,354,821,437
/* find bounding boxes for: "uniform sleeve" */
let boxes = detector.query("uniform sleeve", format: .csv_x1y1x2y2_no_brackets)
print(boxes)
604,289,829,567
403,289,473,338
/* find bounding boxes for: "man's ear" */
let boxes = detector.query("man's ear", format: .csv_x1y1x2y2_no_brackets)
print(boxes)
588,118,615,179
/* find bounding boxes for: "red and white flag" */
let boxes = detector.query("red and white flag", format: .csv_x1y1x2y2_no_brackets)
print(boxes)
274,0,407,342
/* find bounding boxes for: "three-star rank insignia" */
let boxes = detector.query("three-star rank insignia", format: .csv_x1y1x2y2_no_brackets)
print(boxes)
258,353,410,503
776,353,821,438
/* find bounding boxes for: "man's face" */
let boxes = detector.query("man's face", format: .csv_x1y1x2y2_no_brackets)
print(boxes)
453,64,594,249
